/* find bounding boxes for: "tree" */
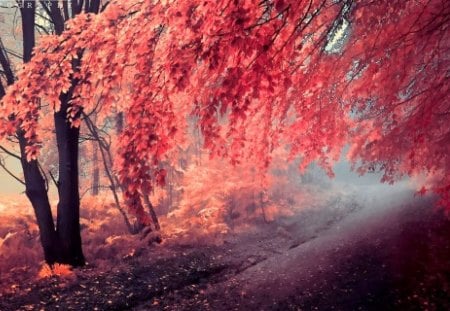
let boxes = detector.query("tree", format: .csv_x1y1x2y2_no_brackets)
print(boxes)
0,0,448,265
343,1,449,208
0,0,106,266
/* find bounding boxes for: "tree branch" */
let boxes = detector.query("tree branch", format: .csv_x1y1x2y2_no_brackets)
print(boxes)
0,38,15,85
0,157,25,185
49,170,59,189
0,144,21,160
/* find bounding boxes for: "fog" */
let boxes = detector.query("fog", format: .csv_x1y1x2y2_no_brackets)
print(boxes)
309,156,418,209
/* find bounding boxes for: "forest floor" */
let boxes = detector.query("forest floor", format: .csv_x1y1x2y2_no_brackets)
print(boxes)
1,191,449,310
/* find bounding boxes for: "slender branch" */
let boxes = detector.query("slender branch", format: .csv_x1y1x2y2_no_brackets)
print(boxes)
0,144,21,160
35,23,50,35
35,11,54,24
0,38,15,85
82,111,135,233
0,157,25,185
39,1,53,20
80,185,111,199
49,170,59,188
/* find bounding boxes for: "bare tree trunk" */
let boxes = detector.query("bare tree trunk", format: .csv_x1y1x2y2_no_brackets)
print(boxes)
91,140,100,196
53,92,85,266
18,134,59,264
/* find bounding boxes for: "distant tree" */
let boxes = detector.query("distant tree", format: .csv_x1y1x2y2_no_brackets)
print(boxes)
0,0,448,265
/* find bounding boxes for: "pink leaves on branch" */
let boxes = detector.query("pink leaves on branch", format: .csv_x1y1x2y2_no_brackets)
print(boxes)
0,0,448,218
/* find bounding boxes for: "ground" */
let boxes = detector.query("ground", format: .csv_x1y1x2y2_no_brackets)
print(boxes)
0,192,449,310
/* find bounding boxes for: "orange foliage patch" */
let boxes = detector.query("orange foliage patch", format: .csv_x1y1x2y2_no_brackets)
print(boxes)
37,263,75,280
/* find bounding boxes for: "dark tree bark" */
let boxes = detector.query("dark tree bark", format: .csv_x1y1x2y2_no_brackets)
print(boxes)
54,91,85,266
18,134,59,264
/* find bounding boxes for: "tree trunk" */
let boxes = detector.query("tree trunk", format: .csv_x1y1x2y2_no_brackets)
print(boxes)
2,0,105,267
14,1,61,265
53,93,85,266
91,140,100,196
18,134,59,264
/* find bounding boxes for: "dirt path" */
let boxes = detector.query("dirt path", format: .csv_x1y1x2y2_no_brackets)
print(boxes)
1,195,449,310
207,197,450,310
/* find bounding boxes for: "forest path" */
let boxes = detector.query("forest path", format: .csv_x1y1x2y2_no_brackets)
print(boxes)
1,192,449,310
206,196,450,310
133,192,449,311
